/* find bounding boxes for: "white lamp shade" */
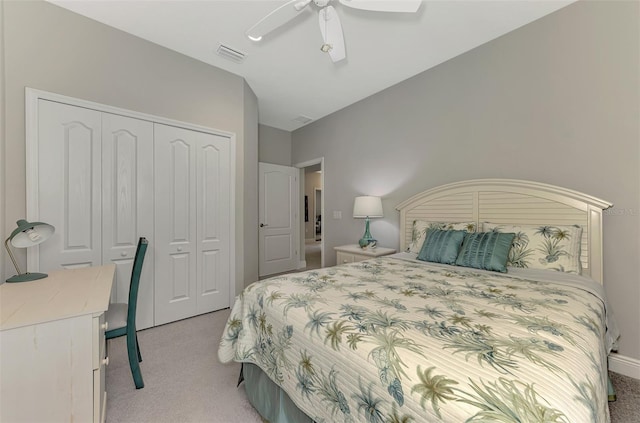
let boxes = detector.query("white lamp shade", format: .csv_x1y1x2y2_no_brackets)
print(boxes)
353,196,383,218
9,220,55,248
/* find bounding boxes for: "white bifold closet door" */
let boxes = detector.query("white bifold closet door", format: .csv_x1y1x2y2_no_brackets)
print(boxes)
36,100,154,329
101,113,154,328
37,100,103,271
31,94,232,329
154,124,231,325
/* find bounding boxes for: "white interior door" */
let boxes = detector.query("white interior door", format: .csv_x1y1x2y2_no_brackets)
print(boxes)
36,100,102,271
195,132,231,314
102,113,154,330
259,162,298,277
154,124,231,324
154,124,197,324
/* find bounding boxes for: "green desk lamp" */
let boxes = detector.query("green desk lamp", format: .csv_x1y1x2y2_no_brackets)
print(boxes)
5,219,55,283
353,196,383,248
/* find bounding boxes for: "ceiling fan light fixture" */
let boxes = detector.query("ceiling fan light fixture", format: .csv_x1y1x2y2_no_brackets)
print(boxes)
247,34,262,42
294,0,313,11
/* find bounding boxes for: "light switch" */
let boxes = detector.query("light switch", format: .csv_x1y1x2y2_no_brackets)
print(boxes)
333,210,342,219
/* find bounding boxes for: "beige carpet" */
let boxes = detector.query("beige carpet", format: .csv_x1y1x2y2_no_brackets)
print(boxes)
106,310,640,422
106,309,262,423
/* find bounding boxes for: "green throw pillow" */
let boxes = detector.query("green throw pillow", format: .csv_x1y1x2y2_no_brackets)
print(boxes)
455,231,516,272
417,229,466,265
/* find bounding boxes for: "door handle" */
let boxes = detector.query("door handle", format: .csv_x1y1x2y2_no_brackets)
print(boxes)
260,223,268,227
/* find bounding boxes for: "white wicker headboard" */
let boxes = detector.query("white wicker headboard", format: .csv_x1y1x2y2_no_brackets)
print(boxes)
395,179,612,283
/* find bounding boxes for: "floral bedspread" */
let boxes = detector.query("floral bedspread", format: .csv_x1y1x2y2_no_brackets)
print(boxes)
218,257,613,423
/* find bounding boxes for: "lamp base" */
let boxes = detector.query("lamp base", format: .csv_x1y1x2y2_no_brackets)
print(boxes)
358,237,377,249
358,217,376,248
6,272,48,283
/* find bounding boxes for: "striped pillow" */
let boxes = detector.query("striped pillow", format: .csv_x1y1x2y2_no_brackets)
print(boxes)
455,232,516,273
417,229,466,265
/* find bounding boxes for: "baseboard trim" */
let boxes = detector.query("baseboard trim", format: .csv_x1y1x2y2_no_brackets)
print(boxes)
609,353,640,379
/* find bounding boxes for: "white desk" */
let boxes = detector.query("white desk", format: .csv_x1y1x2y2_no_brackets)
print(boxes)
1,265,115,423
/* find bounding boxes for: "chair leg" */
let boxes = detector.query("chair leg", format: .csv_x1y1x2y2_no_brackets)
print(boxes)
126,332,144,389
136,335,142,362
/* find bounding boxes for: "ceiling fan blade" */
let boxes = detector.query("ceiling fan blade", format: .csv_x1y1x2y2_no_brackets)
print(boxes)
338,0,422,13
246,0,312,41
318,6,346,62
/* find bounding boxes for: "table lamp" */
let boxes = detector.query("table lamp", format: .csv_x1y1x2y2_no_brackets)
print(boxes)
5,219,55,283
353,196,383,248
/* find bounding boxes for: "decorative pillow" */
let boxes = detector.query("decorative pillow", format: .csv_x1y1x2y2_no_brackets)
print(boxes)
455,232,516,273
483,222,583,274
408,220,477,253
417,229,466,265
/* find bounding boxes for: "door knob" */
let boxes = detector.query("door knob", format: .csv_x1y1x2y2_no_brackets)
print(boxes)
120,251,127,257
260,223,268,227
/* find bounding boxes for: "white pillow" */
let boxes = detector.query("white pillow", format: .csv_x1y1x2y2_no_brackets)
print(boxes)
483,222,583,274
408,220,477,254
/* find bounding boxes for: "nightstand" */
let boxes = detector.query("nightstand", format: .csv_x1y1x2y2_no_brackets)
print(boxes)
334,244,396,264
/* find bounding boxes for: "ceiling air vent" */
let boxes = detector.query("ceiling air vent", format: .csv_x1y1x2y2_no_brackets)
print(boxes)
293,115,314,125
216,43,246,63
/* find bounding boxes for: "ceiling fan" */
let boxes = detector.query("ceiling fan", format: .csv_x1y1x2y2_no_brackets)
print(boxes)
246,0,422,63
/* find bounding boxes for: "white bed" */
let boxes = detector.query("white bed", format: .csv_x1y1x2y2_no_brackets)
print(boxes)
219,179,618,422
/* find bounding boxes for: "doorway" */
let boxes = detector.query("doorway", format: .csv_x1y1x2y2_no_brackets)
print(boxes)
314,188,322,241
297,159,324,271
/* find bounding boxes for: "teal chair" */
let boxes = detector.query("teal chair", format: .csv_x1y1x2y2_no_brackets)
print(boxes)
105,237,148,389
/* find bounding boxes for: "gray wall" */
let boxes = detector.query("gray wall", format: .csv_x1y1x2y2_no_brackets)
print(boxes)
258,124,292,166
292,1,640,361
1,0,259,294
243,83,260,286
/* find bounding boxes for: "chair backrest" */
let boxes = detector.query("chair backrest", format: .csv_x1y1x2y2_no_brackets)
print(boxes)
127,237,148,333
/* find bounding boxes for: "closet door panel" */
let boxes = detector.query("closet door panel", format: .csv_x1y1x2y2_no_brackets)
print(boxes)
154,124,197,325
197,137,231,313
169,252,192,299
102,113,154,330
37,100,102,271
169,139,192,241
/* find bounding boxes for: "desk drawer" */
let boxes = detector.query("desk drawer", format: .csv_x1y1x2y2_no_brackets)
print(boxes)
93,313,107,422
93,362,107,423
92,314,106,370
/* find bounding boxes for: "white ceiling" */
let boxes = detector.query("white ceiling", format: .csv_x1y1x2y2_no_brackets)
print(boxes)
48,0,574,131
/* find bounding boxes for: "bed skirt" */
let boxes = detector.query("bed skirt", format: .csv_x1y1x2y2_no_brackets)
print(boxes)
241,362,616,422
241,363,314,423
